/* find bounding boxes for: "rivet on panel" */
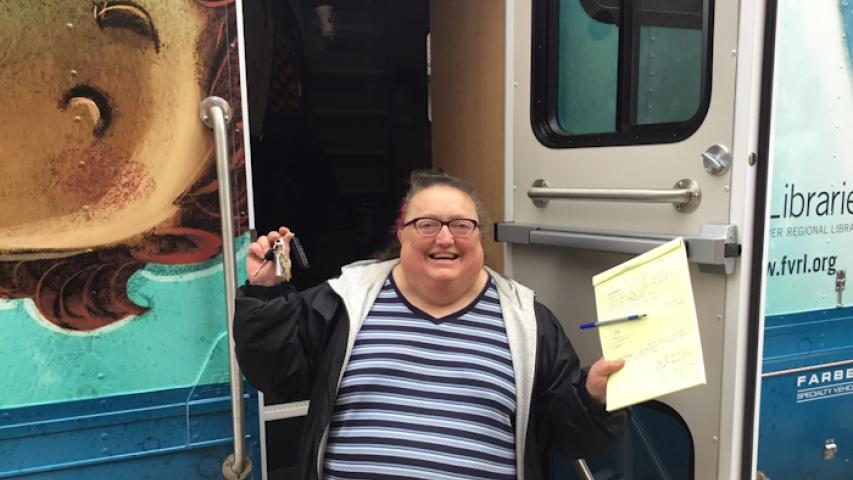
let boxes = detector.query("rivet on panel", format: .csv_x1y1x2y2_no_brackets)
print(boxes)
724,185,730,193
65,23,74,30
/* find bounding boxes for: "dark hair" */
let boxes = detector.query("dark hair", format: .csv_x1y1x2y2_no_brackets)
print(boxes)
374,170,487,260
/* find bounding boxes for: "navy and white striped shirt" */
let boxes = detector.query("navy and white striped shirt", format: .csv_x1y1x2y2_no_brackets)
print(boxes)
323,275,517,480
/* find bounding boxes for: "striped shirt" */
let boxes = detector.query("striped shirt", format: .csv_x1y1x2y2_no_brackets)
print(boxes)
323,275,518,480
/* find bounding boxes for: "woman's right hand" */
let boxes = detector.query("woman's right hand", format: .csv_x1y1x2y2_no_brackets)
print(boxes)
247,227,293,286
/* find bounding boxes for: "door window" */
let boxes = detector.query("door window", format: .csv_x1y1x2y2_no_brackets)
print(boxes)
532,0,713,147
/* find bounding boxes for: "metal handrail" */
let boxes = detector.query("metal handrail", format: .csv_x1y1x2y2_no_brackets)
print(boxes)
573,459,595,480
528,178,701,212
199,96,251,480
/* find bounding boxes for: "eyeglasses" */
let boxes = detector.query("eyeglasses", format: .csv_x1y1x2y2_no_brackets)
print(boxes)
402,217,479,237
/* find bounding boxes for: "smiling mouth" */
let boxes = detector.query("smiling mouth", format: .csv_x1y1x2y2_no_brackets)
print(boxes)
429,253,459,260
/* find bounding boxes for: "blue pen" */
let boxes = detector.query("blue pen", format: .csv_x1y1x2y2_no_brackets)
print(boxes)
579,313,647,330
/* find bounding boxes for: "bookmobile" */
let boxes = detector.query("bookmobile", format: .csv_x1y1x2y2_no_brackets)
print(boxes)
1,0,851,478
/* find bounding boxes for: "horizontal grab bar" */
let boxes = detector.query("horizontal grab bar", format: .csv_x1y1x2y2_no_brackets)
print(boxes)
528,178,701,213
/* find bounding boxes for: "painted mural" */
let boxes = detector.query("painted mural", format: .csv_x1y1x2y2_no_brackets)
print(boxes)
764,0,853,316
0,0,248,409
757,1,853,477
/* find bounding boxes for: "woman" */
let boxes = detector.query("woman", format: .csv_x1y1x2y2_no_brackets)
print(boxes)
235,171,628,479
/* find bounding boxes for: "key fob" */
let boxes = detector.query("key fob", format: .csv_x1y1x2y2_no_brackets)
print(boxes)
262,236,310,271
290,236,310,270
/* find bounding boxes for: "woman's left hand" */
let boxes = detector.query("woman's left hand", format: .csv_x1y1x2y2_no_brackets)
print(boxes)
586,357,625,405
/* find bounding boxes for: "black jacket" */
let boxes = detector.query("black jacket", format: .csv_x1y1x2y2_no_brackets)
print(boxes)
235,259,628,479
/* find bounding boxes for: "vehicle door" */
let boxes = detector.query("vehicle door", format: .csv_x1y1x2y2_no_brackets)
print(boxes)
502,0,755,478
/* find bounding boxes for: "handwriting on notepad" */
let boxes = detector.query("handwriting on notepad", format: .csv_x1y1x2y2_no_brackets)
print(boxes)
603,269,672,311
592,237,706,411
654,348,700,385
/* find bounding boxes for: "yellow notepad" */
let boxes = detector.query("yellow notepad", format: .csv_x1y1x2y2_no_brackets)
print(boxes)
592,237,706,411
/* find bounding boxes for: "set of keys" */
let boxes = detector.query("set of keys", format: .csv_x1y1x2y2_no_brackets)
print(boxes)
252,235,310,281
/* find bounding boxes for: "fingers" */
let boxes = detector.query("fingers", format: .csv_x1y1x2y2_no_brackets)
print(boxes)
602,359,625,375
278,229,294,247
265,230,279,245
253,233,271,255
248,241,265,260
593,357,625,376
247,226,292,281
254,227,292,251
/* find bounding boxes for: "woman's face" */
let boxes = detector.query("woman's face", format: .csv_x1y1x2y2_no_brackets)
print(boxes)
0,1,214,251
397,185,485,288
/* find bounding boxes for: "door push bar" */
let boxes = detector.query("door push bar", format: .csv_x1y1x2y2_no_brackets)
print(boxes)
528,178,701,213
496,223,741,275
199,96,252,480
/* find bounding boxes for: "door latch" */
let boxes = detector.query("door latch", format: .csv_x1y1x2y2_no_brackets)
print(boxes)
825,438,838,461
835,270,846,307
